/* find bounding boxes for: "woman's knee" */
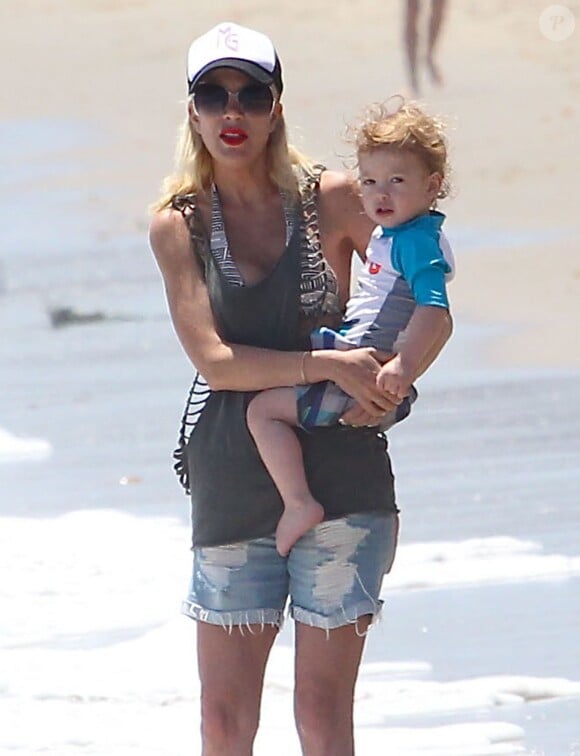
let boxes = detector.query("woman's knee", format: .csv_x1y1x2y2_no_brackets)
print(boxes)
200,689,259,748
294,681,353,738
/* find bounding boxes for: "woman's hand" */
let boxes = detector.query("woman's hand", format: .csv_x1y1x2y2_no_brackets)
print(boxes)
308,347,402,418
339,401,398,428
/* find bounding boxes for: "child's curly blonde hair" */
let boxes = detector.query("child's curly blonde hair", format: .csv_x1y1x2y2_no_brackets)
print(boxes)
350,97,451,200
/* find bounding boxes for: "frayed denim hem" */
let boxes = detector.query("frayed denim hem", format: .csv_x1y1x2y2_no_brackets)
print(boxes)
181,600,284,634
291,598,384,637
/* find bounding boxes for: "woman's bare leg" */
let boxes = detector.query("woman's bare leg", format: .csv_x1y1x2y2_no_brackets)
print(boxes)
294,619,371,755
247,388,324,557
197,622,278,755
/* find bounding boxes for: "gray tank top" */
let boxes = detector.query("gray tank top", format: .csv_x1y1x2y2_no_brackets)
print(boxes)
171,168,397,547
170,186,297,456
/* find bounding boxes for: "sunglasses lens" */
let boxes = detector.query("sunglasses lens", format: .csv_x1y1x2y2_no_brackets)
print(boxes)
238,84,274,115
193,83,274,116
193,84,228,115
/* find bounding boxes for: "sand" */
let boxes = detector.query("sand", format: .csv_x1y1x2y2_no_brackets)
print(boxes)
1,0,579,366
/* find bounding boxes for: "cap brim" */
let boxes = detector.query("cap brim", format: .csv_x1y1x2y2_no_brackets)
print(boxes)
188,58,274,94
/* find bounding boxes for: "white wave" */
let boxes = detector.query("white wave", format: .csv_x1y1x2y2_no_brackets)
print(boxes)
1,512,579,754
1,513,579,648
3,632,569,756
0,624,565,756
0,426,52,463
0,705,529,756
0,511,189,647
385,536,580,592
348,722,527,755
355,671,580,720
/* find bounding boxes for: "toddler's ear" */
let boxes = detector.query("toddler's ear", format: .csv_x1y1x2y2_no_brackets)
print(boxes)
428,172,443,199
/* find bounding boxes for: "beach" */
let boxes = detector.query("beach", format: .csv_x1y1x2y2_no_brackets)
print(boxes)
1,1,580,753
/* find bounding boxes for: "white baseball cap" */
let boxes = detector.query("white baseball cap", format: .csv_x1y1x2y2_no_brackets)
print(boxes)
187,22,283,96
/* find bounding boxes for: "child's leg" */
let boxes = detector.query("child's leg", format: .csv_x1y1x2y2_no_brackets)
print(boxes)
247,388,324,557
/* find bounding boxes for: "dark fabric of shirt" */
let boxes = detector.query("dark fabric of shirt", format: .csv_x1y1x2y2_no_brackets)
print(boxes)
182,191,398,548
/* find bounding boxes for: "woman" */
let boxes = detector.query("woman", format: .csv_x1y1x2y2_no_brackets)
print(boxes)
150,22,451,755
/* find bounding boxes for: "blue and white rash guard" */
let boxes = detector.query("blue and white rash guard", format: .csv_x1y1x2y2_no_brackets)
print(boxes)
338,210,455,354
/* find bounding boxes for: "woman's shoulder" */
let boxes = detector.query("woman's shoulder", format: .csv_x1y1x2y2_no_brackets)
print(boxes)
149,203,199,269
319,168,357,194
295,164,353,195
318,169,363,219
149,206,188,247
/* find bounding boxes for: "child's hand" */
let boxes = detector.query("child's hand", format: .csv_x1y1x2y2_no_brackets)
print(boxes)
376,356,412,400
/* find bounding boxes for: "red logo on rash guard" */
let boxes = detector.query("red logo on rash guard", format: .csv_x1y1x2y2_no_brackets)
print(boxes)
369,262,382,275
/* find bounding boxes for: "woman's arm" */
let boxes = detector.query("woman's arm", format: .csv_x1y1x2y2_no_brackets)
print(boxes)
150,207,394,415
150,208,303,390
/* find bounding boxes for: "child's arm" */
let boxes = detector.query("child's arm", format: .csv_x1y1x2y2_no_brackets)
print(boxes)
378,225,454,398
376,305,450,398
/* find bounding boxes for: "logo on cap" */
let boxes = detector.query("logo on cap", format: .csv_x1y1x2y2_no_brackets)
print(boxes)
217,24,239,52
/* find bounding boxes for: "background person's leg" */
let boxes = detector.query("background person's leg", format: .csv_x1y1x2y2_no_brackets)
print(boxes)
427,0,447,85
404,0,421,94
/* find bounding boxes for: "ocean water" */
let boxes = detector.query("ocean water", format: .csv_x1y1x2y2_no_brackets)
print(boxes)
1,119,579,755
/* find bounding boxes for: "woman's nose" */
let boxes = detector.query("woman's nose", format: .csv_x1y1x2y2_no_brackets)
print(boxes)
224,92,243,116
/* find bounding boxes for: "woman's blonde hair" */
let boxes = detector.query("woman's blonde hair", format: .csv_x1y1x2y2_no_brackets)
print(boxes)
350,97,451,200
151,100,313,212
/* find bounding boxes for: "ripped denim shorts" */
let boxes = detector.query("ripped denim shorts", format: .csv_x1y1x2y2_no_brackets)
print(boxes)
181,511,399,632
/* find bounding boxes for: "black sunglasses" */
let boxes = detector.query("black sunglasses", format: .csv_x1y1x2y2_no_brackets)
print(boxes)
192,82,276,117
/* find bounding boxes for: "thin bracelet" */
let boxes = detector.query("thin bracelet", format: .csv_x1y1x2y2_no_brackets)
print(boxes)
299,351,310,384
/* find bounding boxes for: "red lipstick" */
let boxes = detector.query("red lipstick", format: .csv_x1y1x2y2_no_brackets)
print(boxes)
220,128,248,146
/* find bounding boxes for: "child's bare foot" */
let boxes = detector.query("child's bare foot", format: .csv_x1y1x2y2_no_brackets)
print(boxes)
276,499,324,557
